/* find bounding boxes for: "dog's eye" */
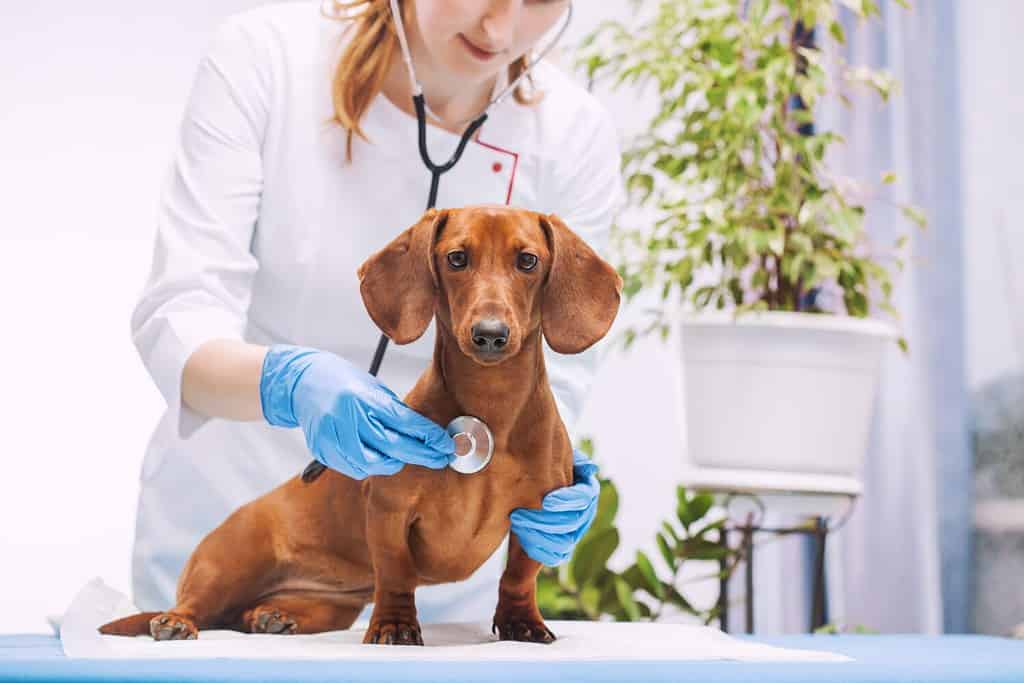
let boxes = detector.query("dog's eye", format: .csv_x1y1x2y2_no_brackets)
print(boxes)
518,253,538,271
447,250,468,269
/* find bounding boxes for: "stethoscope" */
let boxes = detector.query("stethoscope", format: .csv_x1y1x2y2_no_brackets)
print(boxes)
303,1,573,483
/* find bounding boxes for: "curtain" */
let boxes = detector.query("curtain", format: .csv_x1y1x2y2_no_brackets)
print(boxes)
815,0,970,634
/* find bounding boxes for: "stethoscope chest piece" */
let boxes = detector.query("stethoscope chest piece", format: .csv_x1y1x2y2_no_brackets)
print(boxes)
446,415,494,474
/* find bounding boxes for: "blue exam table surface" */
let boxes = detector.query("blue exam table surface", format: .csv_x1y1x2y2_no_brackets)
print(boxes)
2,633,1022,683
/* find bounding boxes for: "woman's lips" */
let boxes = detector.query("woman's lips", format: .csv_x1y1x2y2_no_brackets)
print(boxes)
459,34,502,61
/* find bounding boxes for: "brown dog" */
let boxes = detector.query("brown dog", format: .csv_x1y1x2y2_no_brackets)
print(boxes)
99,205,622,645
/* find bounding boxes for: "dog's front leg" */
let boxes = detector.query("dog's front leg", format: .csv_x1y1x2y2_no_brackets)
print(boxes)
363,506,423,645
492,533,556,643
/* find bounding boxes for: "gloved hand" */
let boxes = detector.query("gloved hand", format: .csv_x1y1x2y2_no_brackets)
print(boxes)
508,448,600,566
259,344,456,479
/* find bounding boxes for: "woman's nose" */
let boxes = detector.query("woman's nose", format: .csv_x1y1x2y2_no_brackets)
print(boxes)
480,0,520,49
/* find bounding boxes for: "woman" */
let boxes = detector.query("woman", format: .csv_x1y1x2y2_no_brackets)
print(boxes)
130,0,623,625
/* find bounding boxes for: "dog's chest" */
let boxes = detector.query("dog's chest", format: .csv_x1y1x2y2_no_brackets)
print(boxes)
407,452,560,583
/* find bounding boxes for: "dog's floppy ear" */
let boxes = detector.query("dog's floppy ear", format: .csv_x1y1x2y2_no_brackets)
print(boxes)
357,209,449,344
539,213,623,354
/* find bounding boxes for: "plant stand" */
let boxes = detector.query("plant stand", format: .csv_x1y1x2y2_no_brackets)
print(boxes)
712,492,858,635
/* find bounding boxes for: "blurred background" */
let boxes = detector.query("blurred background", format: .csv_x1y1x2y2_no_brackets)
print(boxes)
1,0,1021,637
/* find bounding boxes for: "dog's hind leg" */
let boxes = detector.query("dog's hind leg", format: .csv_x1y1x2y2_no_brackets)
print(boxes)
232,594,367,635
142,503,284,640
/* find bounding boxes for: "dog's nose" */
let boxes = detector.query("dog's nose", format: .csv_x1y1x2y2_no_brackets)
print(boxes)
471,319,510,353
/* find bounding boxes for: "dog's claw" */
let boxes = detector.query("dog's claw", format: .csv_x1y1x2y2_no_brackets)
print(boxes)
250,607,298,635
493,618,556,644
149,613,198,641
364,620,423,646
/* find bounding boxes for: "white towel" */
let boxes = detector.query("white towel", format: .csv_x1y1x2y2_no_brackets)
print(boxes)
60,577,851,663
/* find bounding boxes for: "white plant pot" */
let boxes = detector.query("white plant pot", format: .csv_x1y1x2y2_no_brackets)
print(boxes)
676,310,898,499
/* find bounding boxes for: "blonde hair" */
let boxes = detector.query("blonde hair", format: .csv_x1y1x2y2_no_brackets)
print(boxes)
321,0,542,161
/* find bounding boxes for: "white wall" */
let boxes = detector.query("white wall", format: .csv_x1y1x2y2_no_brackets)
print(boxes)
0,0,292,633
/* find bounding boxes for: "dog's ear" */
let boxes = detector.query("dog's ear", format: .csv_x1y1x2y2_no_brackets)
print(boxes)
539,213,623,354
357,209,449,344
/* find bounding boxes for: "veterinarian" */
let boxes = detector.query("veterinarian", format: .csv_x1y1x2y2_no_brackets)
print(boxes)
130,0,623,625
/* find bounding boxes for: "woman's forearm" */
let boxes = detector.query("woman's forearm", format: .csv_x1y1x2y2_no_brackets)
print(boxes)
182,339,269,422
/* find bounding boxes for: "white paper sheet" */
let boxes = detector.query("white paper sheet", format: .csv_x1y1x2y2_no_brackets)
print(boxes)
60,577,851,663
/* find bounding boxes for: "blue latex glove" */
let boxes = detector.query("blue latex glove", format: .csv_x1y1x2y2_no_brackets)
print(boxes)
508,449,600,566
260,345,456,479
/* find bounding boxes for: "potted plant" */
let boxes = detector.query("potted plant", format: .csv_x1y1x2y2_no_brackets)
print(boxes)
577,0,925,495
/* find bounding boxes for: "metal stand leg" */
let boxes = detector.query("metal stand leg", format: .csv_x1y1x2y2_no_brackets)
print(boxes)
743,524,755,634
810,516,828,632
718,529,730,633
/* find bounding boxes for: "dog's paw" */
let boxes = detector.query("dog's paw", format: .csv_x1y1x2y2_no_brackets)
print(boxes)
492,617,556,644
149,613,198,641
363,620,423,645
248,606,298,635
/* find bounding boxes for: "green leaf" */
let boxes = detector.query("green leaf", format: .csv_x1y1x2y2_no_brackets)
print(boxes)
833,205,865,241
622,328,637,351
812,252,840,280
751,269,769,290
557,555,573,591
678,491,713,528
599,574,624,613
829,20,846,45
767,226,785,255
662,582,698,615
728,277,744,305
901,205,927,229
571,527,619,588
590,479,619,533
620,564,646,591
656,531,677,571
694,517,728,537
614,576,641,621
676,485,689,508
844,289,869,317
789,232,814,253
580,583,603,616
679,537,731,561
627,173,654,202
694,286,716,309
635,551,665,600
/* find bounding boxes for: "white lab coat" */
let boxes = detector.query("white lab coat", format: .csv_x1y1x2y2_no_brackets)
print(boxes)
130,1,624,625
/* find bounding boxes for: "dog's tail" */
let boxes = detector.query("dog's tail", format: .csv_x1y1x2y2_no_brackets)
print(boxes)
97,611,162,636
